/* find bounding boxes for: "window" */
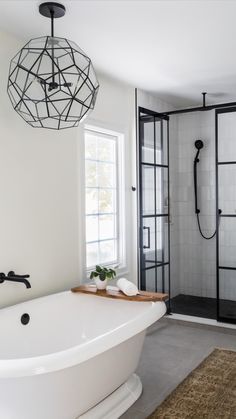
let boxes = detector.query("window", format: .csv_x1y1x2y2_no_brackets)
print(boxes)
84,126,124,270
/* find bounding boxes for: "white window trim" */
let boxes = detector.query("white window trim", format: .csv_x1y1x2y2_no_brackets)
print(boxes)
83,123,126,279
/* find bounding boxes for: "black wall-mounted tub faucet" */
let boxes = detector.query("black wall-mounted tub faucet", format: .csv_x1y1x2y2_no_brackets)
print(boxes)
0,271,31,288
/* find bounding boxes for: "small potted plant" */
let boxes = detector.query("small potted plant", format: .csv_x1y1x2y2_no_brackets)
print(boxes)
90,265,116,290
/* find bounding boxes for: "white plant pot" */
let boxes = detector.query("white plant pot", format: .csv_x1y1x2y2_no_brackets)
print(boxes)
94,277,108,290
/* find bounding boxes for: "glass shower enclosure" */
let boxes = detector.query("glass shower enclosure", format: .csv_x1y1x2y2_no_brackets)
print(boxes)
138,107,170,308
138,104,236,325
216,107,236,324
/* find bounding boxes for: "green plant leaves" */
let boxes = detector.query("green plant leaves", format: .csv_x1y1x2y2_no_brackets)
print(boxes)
90,265,117,281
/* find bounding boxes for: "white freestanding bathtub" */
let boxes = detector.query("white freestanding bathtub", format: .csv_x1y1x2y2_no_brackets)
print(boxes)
0,290,166,419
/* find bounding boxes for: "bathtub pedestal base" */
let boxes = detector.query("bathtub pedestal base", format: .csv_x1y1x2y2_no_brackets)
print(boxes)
78,373,142,419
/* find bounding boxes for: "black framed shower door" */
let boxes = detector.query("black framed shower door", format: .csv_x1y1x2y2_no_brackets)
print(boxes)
138,107,170,309
216,106,236,324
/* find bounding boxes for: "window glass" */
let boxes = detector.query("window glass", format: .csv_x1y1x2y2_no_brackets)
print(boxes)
85,128,121,269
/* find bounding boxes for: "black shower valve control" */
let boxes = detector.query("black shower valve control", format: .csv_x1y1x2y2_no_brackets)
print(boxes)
0,272,5,284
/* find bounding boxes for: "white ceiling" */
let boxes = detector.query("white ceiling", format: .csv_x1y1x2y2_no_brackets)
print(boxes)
1,0,236,108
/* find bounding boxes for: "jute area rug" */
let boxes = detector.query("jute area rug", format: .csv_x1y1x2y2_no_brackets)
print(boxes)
148,348,236,419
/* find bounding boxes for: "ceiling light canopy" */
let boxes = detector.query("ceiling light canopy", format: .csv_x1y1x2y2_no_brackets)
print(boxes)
7,2,99,130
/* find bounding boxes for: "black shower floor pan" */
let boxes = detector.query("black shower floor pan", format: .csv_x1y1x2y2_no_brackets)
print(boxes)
170,294,236,320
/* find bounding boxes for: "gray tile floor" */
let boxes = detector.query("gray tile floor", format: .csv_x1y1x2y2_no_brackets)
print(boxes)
121,318,236,419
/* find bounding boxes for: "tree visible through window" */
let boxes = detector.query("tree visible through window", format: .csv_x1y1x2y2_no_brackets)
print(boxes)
85,127,120,269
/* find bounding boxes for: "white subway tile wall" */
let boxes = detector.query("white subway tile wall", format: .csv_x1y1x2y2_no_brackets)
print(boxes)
169,110,236,302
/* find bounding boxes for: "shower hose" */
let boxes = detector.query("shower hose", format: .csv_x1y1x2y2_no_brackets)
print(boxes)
193,155,220,240
196,212,217,240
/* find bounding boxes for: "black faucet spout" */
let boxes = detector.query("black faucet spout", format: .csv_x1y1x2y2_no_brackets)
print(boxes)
12,277,31,288
22,278,31,289
0,271,31,288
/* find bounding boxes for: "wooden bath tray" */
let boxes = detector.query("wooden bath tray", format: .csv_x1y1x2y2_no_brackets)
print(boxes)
71,285,168,302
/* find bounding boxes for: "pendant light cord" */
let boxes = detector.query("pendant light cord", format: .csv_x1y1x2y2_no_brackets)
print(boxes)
50,9,54,37
50,9,55,86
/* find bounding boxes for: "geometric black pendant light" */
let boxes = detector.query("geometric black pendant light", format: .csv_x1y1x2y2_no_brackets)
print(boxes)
7,2,99,129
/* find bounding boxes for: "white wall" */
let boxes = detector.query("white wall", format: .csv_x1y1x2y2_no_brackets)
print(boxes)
170,111,217,299
0,30,79,308
137,90,171,114
0,29,137,308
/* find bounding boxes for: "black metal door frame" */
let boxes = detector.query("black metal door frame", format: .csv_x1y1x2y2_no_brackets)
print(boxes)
138,106,170,310
216,106,236,324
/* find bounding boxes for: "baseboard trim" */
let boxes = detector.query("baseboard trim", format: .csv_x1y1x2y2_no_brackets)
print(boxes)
166,313,236,330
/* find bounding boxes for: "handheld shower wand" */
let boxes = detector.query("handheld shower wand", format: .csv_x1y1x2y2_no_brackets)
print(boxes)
193,140,219,240
194,140,204,215
194,140,204,161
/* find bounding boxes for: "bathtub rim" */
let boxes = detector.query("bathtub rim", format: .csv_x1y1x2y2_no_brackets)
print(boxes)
0,291,166,378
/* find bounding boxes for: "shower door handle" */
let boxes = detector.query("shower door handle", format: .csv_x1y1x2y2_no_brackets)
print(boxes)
143,226,150,249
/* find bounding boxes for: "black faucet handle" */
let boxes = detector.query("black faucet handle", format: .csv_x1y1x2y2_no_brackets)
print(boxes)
0,272,5,283
8,271,15,277
7,271,30,279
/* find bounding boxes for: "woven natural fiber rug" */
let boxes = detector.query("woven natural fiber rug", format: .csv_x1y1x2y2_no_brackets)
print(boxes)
148,348,236,419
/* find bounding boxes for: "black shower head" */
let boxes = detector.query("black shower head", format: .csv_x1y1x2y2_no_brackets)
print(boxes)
195,140,204,150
